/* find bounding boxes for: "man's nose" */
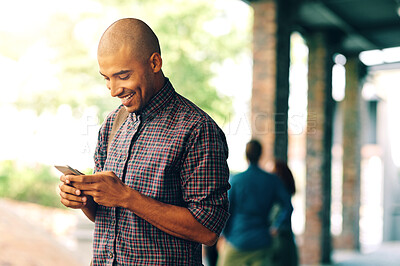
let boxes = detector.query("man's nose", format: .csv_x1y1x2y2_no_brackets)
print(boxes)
109,80,123,97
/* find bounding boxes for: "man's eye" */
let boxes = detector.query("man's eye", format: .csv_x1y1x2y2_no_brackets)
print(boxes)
120,75,130,80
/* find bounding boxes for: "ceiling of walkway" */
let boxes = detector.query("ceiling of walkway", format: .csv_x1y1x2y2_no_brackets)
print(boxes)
297,0,400,53
248,0,400,54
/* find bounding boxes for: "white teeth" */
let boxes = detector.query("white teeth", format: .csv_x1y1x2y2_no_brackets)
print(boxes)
121,93,135,105
123,93,134,100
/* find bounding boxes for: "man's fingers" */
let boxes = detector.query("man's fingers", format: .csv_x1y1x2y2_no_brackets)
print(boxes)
60,190,86,202
65,174,99,184
60,182,81,195
80,190,98,198
60,174,77,185
59,175,92,209
60,174,67,182
66,172,116,183
59,187,87,208
72,182,98,192
60,198,86,209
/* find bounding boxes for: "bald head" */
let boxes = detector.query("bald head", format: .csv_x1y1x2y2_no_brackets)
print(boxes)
98,18,161,63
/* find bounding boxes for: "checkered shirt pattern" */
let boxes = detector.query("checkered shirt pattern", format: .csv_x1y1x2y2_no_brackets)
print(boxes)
92,79,230,265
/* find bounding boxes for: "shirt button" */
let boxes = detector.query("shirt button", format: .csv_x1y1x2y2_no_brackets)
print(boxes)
111,220,116,226
108,252,113,258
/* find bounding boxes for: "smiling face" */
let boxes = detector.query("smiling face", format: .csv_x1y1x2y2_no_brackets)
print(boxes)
98,45,161,113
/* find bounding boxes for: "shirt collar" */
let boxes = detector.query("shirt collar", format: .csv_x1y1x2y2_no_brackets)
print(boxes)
248,163,259,169
136,78,175,122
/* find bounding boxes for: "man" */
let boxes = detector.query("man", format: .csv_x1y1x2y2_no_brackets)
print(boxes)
59,18,230,265
218,139,292,266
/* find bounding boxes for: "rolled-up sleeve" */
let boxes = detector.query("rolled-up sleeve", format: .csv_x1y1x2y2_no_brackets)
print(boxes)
180,120,231,235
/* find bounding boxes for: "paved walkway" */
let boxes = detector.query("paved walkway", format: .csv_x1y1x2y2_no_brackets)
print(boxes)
0,198,93,266
332,242,400,266
1,198,399,266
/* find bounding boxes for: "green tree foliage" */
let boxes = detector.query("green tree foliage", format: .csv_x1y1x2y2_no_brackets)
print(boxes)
0,161,60,207
13,0,250,124
0,161,94,207
149,0,248,123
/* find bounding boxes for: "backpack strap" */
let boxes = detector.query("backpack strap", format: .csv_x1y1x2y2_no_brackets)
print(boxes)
107,107,129,153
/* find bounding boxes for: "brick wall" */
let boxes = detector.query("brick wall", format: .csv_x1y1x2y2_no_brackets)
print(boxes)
334,55,361,250
251,0,277,166
303,31,334,264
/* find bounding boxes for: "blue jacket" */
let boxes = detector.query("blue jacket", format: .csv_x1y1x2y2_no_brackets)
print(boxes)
223,163,293,251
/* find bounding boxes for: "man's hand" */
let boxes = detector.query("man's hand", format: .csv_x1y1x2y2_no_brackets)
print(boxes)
59,175,88,209
64,171,130,208
59,174,98,222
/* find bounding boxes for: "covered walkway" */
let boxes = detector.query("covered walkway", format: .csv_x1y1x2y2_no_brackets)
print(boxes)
246,0,400,264
332,242,400,266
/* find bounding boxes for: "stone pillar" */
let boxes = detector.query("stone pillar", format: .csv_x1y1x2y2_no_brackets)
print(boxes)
336,55,362,250
303,31,335,265
250,0,293,165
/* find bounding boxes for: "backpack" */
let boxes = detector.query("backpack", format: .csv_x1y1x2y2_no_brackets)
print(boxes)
107,107,129,153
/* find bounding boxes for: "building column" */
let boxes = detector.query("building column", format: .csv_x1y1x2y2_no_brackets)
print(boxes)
251,0,277,166
250,0,293,165
336,55,362,250
303,31,335,265
274,0,294,162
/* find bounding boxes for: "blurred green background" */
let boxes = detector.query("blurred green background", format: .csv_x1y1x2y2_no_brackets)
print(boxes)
0,0,252,208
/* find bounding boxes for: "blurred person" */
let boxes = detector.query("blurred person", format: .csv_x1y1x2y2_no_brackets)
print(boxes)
270,160,299,266
218,139,293,266
58,18,230,265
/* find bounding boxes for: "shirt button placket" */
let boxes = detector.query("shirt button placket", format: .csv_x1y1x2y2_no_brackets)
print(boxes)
120,154,126,164
106,209,116,265
107,251,114,265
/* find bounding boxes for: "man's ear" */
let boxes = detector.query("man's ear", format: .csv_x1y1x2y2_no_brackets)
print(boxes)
150,52,162,73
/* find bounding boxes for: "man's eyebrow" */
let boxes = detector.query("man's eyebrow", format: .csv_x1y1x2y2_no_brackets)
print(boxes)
99,70,131,77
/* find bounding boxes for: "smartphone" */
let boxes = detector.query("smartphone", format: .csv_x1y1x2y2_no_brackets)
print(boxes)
54,165,84,175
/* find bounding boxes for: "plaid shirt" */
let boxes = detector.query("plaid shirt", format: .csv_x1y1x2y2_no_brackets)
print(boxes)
92,79,230,265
